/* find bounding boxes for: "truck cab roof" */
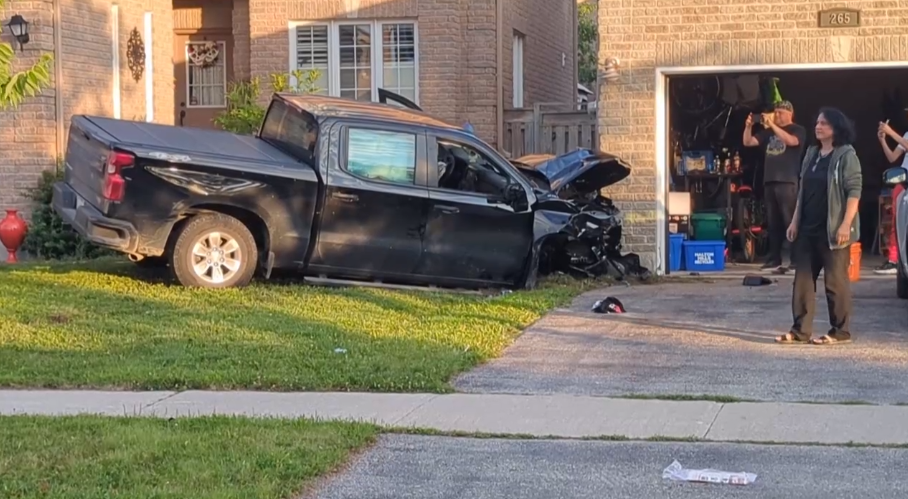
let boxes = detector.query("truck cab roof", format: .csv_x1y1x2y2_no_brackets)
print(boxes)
274,93,462,133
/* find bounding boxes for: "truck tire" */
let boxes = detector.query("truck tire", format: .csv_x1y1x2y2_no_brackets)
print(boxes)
898,261,908,300
170,214,258,289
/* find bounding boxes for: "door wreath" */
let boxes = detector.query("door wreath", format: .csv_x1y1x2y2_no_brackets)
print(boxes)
187,41,220,68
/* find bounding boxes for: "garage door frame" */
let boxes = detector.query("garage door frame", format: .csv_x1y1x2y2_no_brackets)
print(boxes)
654,61,908,275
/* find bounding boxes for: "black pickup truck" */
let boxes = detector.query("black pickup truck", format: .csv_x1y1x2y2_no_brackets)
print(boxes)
53,92,635,289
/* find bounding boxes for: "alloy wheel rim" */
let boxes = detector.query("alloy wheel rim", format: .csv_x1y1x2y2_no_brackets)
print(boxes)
190,232,241,284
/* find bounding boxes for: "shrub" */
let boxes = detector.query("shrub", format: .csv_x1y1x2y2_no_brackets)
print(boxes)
21,166,111,260
215,69,321,135
213,78,266,135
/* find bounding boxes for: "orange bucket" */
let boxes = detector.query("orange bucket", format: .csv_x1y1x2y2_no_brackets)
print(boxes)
847,242,861,282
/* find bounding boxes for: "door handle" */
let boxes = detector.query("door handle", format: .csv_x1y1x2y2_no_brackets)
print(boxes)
434,205,459,215
332,192,359,202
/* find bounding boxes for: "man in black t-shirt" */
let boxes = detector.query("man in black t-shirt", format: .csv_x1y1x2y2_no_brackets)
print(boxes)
743,100,807,274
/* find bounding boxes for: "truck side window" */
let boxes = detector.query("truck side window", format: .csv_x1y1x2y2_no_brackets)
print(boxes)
436,139,511,198
346,128,416,185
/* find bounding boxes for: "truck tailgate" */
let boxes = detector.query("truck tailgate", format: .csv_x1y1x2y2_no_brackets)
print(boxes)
64,117,117,213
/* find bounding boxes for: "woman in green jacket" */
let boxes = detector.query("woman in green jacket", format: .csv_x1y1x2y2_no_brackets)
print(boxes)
775,107,861,346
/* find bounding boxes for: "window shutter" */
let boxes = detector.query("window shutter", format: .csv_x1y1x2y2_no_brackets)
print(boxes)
296,25,329,68
295,25,330,94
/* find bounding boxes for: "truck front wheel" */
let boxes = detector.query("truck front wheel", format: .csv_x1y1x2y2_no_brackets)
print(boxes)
170,214,258,289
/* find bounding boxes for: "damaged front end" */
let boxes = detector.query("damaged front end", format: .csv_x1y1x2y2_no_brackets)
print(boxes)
513,149,652,282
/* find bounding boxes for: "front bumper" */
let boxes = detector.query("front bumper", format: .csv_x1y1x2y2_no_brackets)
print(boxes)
52,182,139,253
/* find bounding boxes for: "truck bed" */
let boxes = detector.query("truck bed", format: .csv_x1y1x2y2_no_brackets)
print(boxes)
79,116,308,173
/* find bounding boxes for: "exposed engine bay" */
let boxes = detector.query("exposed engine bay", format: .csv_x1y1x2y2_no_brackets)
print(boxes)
512,149,652,282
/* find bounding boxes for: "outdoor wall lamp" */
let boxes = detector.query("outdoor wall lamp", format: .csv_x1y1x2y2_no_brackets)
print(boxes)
4,14,30,51
600,57,620,83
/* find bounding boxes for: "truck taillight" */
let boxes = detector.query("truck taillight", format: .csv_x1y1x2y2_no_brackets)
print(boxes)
103,150,134,202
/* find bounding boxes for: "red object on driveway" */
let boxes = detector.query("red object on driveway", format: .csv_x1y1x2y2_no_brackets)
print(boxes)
0,209,28,263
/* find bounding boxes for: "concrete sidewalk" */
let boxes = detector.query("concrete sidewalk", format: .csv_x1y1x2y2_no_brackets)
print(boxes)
4,390,908,446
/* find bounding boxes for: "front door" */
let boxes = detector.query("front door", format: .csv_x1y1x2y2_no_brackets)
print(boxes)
418,133,534,285
173,32,233,128
308,124,430,280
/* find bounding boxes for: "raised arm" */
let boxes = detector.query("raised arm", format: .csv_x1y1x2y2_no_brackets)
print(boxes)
743,114,761,147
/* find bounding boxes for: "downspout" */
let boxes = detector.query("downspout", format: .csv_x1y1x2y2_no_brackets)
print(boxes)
572,0,578,107
53,0,64,168
495,0,504,149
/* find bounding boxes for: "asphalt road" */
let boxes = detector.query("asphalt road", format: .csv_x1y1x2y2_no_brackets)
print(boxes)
454,279,908,404
309,435,908,499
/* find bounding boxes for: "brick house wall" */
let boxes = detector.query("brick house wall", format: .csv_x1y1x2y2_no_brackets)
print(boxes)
248,0,577,146
0,0,173,214
597,0,908,272
0,0,55,215
502,0,577,110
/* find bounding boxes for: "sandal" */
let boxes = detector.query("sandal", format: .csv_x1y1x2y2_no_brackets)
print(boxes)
775,332,810,344
810,335,852,346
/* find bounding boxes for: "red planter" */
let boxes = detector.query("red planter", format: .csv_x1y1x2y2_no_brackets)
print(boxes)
0,210,28,263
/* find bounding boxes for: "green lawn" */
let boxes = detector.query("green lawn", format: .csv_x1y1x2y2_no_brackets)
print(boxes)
0,415,377,499
0,258,592,391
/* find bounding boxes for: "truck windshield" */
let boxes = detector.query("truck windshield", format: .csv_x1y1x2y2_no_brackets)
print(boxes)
259,99,319,166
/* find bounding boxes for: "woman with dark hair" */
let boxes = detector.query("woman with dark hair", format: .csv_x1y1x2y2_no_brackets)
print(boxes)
775,107,862,346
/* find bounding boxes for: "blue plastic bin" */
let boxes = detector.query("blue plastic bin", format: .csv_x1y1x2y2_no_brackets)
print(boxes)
682,240,726,272
669,233,685,272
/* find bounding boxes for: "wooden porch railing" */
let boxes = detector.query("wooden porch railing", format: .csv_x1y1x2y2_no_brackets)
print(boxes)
502,103,599,158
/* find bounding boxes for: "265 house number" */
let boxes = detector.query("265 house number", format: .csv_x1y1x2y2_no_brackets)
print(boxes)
818,9,860,27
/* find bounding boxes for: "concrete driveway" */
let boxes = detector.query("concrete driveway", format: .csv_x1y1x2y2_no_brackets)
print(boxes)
309,434,908,499
454,278,908,404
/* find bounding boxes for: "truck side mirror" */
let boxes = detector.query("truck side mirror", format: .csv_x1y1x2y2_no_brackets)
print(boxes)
883,166,908,187
505,182,528,211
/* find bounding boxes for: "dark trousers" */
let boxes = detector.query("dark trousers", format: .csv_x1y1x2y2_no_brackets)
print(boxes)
764,182,798,266
790,233,852,339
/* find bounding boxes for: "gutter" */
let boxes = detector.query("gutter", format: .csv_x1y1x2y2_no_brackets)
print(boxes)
495,0,504,149
53,0,64,167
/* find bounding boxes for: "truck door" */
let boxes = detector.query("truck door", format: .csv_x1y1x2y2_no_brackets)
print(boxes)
416,132,535,286
309,124,430,279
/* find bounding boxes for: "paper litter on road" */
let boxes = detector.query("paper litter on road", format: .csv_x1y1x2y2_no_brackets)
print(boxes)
662,460,757,486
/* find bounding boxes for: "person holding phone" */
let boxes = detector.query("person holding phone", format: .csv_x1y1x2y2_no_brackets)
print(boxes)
743,101,808,274
876,119,908,275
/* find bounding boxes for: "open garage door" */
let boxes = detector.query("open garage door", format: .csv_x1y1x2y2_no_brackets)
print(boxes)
661,67,908,273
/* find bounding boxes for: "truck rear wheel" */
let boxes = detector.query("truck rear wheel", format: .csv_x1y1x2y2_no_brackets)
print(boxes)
170,214,258,289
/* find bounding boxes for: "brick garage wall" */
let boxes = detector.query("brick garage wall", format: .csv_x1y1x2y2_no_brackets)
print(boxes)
502,0,576,110
598,0,908,272
246,0,502,146
0,0,172,215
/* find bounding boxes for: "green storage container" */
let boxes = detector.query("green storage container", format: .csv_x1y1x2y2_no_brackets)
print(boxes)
691,212,726,241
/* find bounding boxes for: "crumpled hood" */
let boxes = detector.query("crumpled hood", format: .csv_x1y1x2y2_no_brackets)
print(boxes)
512,149,631,196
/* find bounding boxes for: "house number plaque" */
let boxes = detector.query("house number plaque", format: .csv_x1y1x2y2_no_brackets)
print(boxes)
818,9,860,28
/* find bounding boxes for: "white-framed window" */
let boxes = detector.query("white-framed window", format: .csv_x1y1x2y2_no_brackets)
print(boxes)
289,20,419,104
185,41,227,108
512,32,525,108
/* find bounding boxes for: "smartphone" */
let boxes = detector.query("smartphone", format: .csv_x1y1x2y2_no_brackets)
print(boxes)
751,113,762,124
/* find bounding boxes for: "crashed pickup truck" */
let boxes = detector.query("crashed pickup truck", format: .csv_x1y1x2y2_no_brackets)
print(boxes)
53,91,646,289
